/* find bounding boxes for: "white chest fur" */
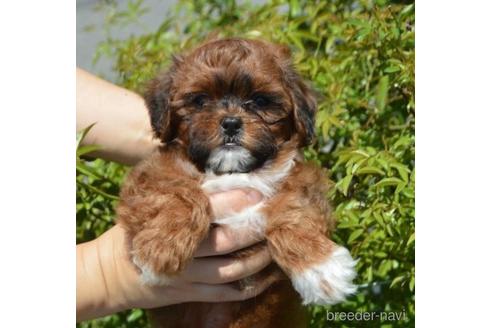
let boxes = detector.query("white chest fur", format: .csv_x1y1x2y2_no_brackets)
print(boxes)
200,158,295,235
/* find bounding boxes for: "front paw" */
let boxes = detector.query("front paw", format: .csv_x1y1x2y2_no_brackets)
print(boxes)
291,247,357,305
130,230,198,286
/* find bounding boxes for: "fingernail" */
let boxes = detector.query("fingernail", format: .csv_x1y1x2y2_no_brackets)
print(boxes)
247,190,263,203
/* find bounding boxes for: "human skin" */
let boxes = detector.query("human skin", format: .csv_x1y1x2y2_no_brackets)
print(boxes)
76,69,274,322
76,67,160,165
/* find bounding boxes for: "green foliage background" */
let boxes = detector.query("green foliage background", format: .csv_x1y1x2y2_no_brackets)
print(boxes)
77,0,414,327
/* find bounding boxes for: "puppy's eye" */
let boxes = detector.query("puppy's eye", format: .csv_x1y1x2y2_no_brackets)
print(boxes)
252,95,271,107
243,94,280,110
190,94,208,108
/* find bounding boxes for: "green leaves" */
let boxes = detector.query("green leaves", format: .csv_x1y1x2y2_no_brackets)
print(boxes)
376,75,389,111
126,309,144,322
374,177,404,188
76,124,127,245
76,123,96,151
336,174,353,196
348,228,364,243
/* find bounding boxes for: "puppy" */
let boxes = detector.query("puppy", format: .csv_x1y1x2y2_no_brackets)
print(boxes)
117,38,357,328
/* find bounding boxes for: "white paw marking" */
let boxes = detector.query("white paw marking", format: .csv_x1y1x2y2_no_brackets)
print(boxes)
291,247,357,305
132,256,173,286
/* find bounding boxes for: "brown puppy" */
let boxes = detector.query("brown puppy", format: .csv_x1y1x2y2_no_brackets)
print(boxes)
117,38,356,328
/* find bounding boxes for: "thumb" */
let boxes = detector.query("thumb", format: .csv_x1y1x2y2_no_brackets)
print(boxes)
209,188,263,218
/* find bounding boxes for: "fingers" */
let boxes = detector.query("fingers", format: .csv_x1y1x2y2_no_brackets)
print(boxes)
186,267,282,303
195,225,262,257
183,246,272,284
209,188,263,219
198,188,264,258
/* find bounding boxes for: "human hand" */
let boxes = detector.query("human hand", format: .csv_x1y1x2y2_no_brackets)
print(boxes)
77,188,278,321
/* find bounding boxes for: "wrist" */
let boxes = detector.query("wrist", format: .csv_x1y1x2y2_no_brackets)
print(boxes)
95,225,135,314
76,226,132,321
76,238,113,321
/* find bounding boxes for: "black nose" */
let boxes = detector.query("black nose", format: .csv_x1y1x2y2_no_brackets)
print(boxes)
221,117,242,136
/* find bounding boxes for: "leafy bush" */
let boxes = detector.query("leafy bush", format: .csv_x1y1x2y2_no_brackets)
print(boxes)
77,0,414,327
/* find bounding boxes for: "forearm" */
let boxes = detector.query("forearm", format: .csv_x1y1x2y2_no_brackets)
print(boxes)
76,68,160,165
76,226,130,321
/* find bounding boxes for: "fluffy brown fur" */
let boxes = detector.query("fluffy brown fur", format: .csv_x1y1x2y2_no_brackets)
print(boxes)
117,38,354,328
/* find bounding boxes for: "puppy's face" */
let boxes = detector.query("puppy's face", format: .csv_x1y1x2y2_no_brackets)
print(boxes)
145,38,316,174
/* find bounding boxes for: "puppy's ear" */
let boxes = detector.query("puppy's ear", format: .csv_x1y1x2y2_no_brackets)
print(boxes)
144,75,171,142
144,64,178,143
274,43,317,146
290,73,317,147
